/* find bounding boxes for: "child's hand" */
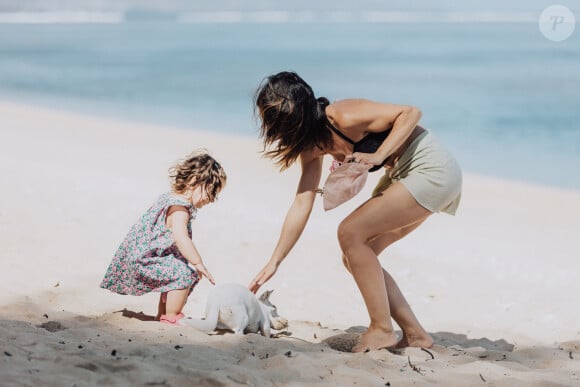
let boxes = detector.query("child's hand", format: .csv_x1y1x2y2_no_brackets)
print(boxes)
192,262,215,285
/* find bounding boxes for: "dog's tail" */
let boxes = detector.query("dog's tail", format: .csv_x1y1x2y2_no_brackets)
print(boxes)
181,305,219,333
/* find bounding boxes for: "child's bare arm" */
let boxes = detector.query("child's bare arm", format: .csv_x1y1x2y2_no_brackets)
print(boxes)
167,206,215,284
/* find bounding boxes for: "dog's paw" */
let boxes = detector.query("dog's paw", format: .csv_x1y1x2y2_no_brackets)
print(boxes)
272,317,289,330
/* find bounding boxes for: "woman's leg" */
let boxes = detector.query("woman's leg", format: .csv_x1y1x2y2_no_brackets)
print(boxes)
342,219,433,349
337,182,431,352
382,270,433,348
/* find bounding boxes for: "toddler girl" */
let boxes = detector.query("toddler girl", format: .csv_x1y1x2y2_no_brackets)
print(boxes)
100,149,226,325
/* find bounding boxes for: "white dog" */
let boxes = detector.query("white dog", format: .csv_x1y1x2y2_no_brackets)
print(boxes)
183,283,288,337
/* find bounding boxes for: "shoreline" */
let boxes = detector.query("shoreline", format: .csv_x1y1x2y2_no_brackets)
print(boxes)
1,99,580,385
2,96,579,194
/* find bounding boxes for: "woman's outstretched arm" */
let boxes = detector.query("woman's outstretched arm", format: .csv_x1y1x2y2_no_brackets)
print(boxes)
249,152,322,293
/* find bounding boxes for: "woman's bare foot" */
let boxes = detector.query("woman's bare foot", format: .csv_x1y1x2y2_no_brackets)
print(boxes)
352,328,398,353
395,332,434,349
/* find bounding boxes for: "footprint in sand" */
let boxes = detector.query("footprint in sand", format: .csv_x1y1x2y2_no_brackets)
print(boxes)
322,333,361,352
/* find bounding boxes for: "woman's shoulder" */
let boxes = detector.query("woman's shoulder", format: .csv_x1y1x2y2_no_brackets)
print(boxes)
329,98,374,111
327,99,374,125
296,143,322,164
325,99,374,138
330,98,403,130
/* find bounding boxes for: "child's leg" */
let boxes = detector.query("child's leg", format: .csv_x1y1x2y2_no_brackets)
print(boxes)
156,292,167,321
164,288,190,318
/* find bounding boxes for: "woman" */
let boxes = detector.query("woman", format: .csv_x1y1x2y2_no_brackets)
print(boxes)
248,71,462,352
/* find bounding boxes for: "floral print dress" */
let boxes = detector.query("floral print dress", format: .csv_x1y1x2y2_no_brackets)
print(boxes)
100,192,200,295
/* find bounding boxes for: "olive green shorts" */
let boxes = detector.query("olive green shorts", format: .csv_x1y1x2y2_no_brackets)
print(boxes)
372,131,462,215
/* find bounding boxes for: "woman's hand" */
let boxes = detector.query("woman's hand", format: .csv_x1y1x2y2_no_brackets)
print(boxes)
344,152,383,166
248,261,278,294
192,262,215,285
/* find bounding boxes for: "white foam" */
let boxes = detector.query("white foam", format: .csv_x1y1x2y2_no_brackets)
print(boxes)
362,11,539,23
0,10,546,24
0,11,124,24
177,10,541,24
178,11,287,24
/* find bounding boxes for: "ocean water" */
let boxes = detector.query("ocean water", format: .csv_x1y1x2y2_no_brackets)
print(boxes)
0,21,579,189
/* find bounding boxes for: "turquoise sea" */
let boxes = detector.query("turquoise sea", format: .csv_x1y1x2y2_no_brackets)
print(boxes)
0,21,579,189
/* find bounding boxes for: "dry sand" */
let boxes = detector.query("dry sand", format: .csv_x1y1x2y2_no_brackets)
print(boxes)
1,100,579,386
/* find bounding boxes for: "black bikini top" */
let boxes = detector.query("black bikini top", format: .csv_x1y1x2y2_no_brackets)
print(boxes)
326,119,391,172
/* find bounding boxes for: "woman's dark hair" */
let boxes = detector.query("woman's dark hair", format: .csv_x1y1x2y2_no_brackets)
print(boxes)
254,71,332,170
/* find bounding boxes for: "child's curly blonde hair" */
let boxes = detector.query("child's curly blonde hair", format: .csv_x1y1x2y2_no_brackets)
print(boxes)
169,149,226,202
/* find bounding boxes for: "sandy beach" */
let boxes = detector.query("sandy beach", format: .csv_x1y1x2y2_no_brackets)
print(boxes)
1,100,579,386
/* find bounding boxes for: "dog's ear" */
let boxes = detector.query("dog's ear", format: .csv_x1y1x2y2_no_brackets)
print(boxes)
258,289,274,302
